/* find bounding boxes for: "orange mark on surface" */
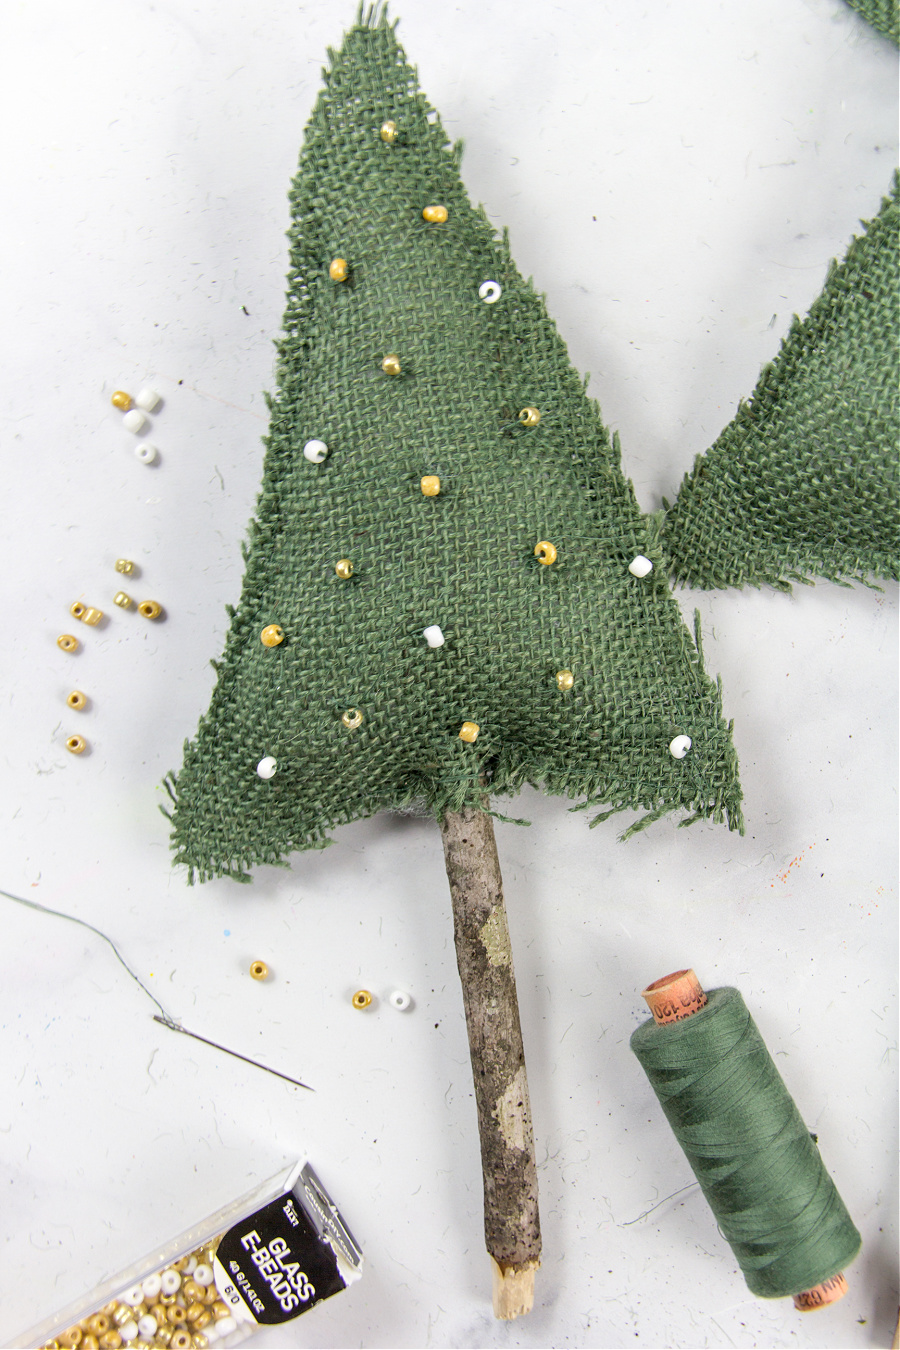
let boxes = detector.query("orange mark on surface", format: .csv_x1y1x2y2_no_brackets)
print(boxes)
771,843,816,887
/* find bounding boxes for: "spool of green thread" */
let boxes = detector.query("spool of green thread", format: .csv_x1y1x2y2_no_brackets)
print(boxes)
630,973,861,1303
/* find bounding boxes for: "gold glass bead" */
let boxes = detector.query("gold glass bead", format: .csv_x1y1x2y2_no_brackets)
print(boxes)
112,1308,135,1329
157,1293,177,1306
192,1336,209,1349
70,601,87,619
459,721,480,743
381,354,401,376
211,1303,230,1321
518,406,541,427
260,623,284,647
167,1306,188,1325
67,690,87,710
111,391,132,411
66,734,87,755
249,960,269,981
203,1283,219,1303
422,204,448,223
82,607,104,626
184,1303,205,1323
335,558,353,579
59,1329,83,1348
341,707,363,730
170,1335,192,1350
114,591,132,609
328,257,349,282
192,1312,212,1330
420,475,440,496
380,119,398,143
57,633,79,652
81,1339,100,1350
153,1329,172,1347
115,559,135,574
138,600,162,619
556,669,574,692
534,540,557,565
352,989,372,1009
182,1280,203,1303
99,1334,122,1350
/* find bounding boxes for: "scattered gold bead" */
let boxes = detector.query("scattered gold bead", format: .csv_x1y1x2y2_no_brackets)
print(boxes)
329,257,349,282
250,960,268,981
518,406,541,427
342,707,363,730
83,606,104,625
111,391,132,411
115,559,135,575
459,721,480,743
380,119,398,143
420,475,440,496
57,633,79,652
422,204,448,223
70,601,87,619
260,623,284,647
352,989,372,1009
556,670,574,691
66,735,87,755
381,354,401,376
534,540,557,565
67,690,87,710
114,591,132,609
138,600,162,619
170,1335,192,1350
335,558,353,579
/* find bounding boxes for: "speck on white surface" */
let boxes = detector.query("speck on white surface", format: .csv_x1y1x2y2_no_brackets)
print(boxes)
0,2,896,1349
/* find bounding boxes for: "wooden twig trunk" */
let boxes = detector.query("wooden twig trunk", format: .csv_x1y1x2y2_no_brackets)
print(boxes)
439,804,541,1319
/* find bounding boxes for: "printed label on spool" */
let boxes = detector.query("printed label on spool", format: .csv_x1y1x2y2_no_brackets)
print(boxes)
793,1272,848,1311
212,1165,361,1325
642,968,708,1025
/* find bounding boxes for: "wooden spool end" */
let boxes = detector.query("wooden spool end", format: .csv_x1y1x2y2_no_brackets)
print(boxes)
641,967,847,1311
491,1257,539,1320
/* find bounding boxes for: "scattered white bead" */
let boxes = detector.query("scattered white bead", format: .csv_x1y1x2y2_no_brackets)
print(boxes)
194,1263,214,1286
160,1268,181,1295
119,1321,139,1343
135,387,162,412
122,409,148,434
141,1273,162,1300
669,735,692,759
303,438,329,463
137,1316,158,1338
216,1317,238,1335
478,280,502,303
134,443,158,464
257,756,277,780
628,554,653,578
423,624,445,648
389,989,411,1010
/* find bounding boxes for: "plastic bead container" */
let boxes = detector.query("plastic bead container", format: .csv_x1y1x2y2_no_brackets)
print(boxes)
14,1161,362,1349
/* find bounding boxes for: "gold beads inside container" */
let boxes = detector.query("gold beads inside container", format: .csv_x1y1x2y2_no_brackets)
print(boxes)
380,119,398,143
534,540,557,565
458,721,479,743
110,391,132,411
249,960,268,981
138,600,162,620
381,354,401,376
57,633,79,652
420,475,440,497
352,989,372,1009
329,257,349,282
67,690,87,710
518,406,540,427
260,623,284,647
556,669,574,692
341,708,363,730
335,558,353,579
422,204,448,223
66,735,87,755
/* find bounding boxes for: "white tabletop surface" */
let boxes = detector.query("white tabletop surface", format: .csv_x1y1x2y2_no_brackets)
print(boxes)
0,1,896,1347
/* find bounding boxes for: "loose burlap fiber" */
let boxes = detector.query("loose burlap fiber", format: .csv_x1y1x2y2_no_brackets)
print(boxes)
167,8,746,882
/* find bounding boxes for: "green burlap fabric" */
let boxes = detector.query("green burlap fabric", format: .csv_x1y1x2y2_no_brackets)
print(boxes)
844,0,899,44
663,176,899,590
167,8,743,883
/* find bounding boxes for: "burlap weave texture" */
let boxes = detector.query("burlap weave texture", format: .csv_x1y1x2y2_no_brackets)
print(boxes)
167,8,743,883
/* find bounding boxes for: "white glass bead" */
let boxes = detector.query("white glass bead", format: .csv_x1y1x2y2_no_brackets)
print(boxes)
141,1274,162,1300
119,1322,139,1343
135,387,161,412
478,280,502,303
216,1318,237,1335
257,756,277,780
193,1263,214,1286
122,409,148,434
134,443,158,464
183,1255,197,1274
137,1316,158,1338
160,1268,181,1295
389,990,411,1010
628,554,653,578
423,624,445,648
303,439,329,463
669,735,692,759
122,1286,144,1307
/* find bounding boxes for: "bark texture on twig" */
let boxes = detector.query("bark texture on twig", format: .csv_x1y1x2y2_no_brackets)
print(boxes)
440,804,541,1318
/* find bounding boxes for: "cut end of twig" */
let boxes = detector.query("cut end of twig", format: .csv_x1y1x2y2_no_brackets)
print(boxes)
491,1256,538,1320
